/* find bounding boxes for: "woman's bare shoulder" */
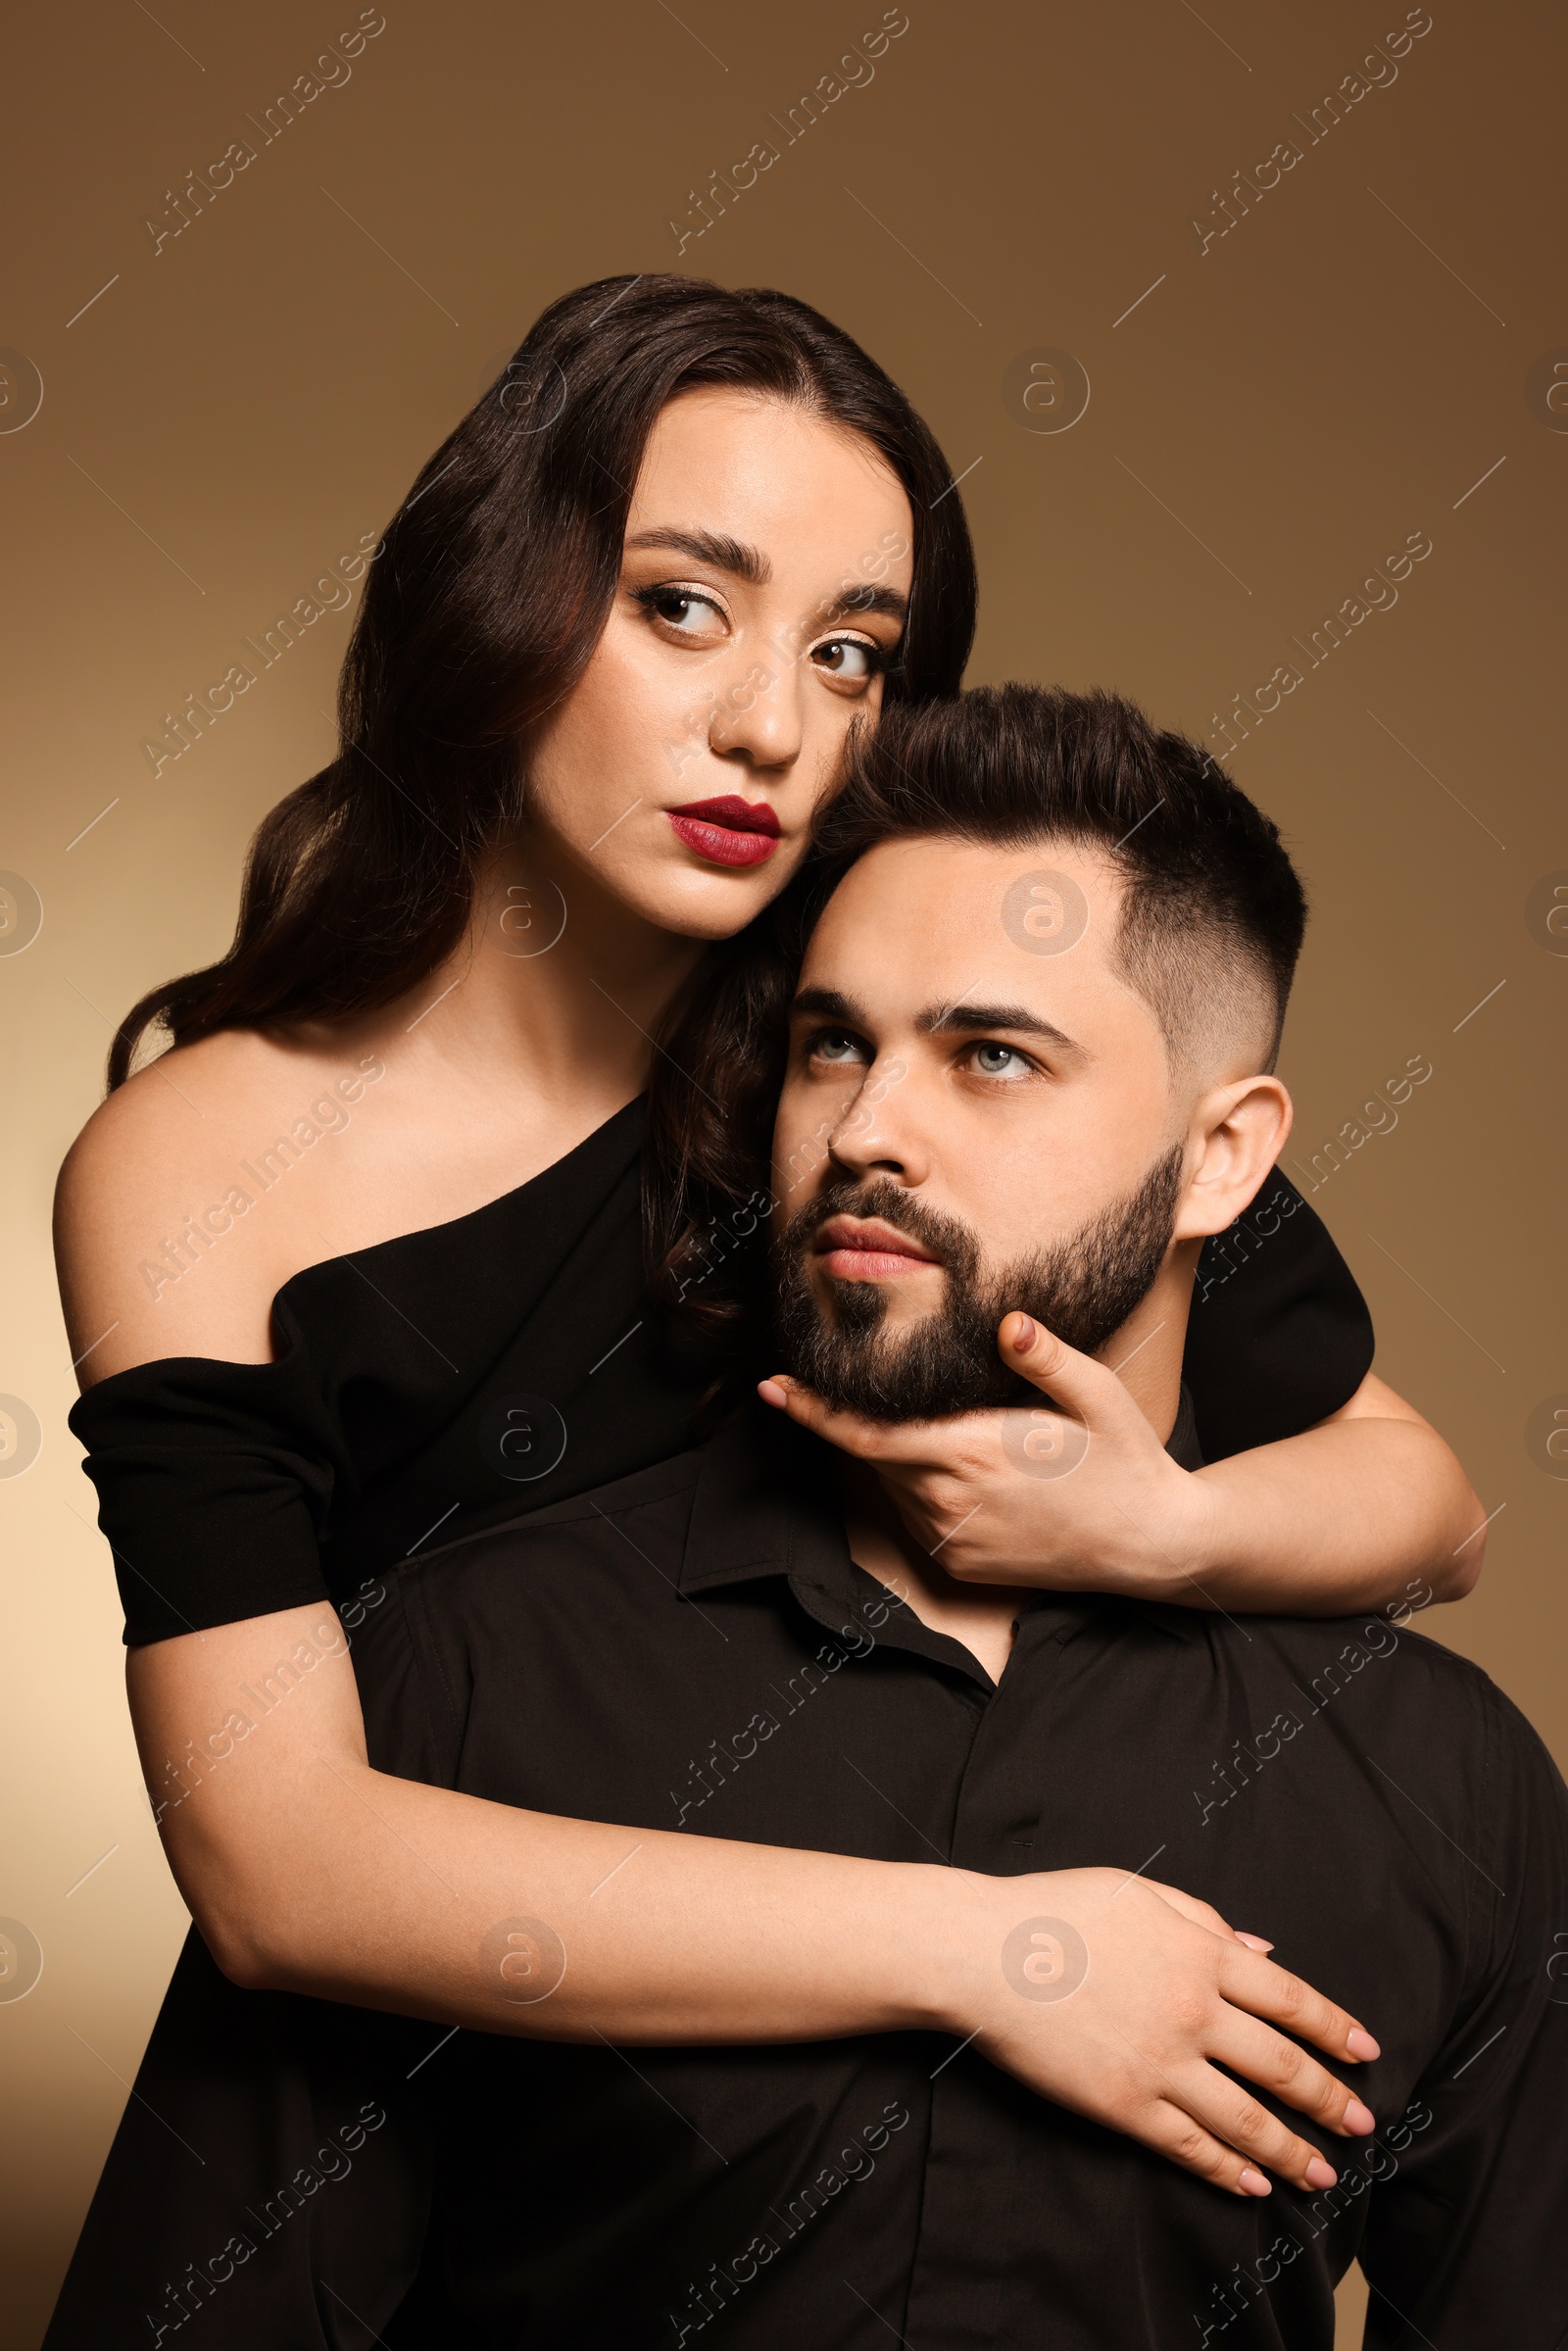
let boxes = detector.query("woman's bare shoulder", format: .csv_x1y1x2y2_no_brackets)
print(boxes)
55,1027,385,1384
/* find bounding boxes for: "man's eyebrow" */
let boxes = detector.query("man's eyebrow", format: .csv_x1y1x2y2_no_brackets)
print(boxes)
790,986,869,1028
624,527,770,585
918,1000,1086,1056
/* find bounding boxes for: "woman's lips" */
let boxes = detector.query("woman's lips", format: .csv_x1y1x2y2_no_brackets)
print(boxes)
666,796,780,870
814,1217,941,1283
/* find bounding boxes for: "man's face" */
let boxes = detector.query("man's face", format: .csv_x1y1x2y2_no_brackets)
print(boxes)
769,835,1195,1419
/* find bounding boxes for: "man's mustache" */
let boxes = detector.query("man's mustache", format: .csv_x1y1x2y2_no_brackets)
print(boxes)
786,1177,973,1273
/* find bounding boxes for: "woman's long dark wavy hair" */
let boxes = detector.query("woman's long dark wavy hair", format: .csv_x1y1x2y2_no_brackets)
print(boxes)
109,273,976,1298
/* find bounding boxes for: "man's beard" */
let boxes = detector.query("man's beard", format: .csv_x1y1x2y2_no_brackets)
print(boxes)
771,1146,1186,1423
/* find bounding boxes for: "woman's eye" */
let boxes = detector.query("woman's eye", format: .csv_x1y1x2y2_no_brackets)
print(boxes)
972,1043,1030,1078
810,637,881,682
810,1030,866,1064
636,586,725,635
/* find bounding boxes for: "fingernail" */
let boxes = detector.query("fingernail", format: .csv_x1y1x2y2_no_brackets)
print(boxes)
1010,1315,1038,1354
1343,2098,1375,2134
758,1380,788,1408
1346,2028,1380,2061
1233,1933,1274,1952
1304,2157,1337,2190
1238,2167,1271,2197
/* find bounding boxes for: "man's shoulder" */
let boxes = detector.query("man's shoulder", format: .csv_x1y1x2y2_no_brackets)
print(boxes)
1242,1604,1491,1697
1231,1607,1557,1780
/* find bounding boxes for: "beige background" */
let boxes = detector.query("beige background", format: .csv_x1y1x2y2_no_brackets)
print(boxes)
3,1,1562,2338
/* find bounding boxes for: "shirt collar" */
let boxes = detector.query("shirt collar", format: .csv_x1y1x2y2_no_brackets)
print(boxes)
680,1404,848,1595
679,1393,1206,1645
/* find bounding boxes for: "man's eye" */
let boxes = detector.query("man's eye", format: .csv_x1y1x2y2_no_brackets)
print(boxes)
972,1043,1031,1078
810,1029,866,1064
809,637,881,682
634,585,725,635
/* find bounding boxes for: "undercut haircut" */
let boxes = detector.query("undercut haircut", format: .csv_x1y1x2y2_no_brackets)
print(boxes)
649,683,1306,1328
810,684,1308,1071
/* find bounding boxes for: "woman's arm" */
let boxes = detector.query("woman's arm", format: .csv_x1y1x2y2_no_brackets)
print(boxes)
1182,1371,1485,1611
60,1073,1377,2204
761,1334,1486,1615
131,1598,1378,2201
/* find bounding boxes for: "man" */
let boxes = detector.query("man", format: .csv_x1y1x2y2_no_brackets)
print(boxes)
378,687,1568,2346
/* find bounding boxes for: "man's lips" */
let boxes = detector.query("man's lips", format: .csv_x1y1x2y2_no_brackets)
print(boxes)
813,1215,942,1283
667,796,780,870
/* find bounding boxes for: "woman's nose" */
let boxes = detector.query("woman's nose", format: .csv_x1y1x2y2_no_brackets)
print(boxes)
708,657,804,771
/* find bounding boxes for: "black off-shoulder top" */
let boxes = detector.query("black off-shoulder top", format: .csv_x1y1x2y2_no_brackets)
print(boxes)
69,1101,1371,1647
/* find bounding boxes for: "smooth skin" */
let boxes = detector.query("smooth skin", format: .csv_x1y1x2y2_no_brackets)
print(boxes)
58,390,1437,2202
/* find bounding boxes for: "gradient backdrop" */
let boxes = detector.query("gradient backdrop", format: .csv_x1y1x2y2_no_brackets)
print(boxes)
3,2,1563,2339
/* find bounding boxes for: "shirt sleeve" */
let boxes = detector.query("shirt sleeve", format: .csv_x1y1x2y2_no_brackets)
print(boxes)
69,1358,338,1647
1357,1682,1568,2346
1182,1171,1374,1458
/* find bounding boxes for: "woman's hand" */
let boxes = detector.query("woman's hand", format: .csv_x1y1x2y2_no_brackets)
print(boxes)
761,1311,1488,1614
132,1603,1377,2202
760,1313,1220,1601
937,1865,1379,2198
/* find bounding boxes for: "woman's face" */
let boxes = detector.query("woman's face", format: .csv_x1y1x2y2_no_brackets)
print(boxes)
524,386,915,939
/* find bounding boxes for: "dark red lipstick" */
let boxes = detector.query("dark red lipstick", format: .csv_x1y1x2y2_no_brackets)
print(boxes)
666,796,781,869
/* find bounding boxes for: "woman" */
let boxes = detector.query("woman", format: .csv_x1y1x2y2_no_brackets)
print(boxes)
48,276,1479,2343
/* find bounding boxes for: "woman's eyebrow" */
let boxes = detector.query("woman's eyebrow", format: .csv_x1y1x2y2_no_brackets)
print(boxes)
815,584,909,627
624,526,770,584
624,530,907,629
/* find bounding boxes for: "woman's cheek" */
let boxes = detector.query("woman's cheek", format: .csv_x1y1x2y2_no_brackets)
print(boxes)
806,674,886,810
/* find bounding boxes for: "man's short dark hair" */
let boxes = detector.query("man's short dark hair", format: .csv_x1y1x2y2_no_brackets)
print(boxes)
813,685,1308,1070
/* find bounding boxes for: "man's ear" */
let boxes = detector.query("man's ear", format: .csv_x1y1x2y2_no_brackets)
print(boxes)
1173,1075,1294,1243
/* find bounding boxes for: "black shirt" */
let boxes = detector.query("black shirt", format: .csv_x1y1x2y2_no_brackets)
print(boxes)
47,1116,1375,2350
66,1107,1367,1648
349,1403,1568,2350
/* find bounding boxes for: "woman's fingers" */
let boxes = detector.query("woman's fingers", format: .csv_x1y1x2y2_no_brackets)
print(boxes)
1169,2068,1346,2195
1210,2011,1377,2138
1142,1881,1237,1940
1143,1878,1274,1953
757,1375,940,1463
1215,1941,1381,2067
1135,2101,1281,2199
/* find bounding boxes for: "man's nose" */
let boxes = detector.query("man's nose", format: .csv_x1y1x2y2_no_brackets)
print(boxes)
707,653,804,772
825,1058,924,1184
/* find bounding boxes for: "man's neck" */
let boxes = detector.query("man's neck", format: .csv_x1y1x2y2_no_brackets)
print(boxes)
1091,1247,1199,1445
835,1249,1200,1681
836,1459,1023,1683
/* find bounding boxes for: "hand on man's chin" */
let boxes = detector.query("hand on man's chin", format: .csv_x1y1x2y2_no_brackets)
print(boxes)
758,1312,1214,1597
